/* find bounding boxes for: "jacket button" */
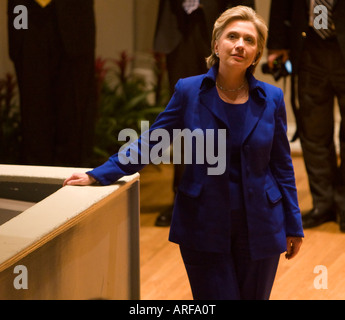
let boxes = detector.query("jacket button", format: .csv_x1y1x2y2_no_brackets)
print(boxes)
301,31,307,38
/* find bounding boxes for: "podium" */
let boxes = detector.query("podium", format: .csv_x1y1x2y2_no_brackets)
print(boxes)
0,165,140,300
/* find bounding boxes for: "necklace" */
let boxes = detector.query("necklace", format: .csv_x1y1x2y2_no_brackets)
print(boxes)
216,81,246,92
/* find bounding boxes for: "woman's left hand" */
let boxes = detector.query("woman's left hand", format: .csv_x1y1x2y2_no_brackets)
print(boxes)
285,236,303,260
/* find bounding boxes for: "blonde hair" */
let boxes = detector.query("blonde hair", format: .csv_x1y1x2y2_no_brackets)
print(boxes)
206,6,268,74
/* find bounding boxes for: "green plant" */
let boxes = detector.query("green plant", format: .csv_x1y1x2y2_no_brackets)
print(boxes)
0,73,21,164
92,51,169,165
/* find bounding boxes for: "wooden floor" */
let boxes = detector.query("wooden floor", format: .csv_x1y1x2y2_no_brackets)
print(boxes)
138,157,345,300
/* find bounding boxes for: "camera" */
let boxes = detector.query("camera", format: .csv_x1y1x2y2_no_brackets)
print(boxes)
261,56,292,81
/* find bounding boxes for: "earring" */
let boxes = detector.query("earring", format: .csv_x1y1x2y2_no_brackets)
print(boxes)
215,52,219,57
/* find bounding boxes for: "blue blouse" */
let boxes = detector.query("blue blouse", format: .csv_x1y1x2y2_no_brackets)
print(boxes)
217,95,249,210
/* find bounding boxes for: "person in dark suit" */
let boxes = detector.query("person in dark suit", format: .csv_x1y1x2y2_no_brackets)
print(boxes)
7,0,96,167
153,0,255,226
267,0,345,232
64,6,303,300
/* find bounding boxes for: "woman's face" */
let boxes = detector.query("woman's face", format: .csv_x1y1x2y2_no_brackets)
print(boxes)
215,20,258,72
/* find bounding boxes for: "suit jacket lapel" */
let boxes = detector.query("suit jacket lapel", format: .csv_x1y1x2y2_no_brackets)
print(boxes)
242,74,267,143
242,95,267,143
199,66,229,129
199,86,229,129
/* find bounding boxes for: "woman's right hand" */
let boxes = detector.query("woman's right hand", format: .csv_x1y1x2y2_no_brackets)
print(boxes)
63,173,96,187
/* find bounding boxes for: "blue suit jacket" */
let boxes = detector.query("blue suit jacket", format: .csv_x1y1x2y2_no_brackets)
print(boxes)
88,65,304,260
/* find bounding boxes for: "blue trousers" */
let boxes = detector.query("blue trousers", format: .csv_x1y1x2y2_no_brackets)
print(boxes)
180,209,280,300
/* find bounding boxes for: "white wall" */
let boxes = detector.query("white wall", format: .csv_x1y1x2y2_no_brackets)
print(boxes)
94,0,134,60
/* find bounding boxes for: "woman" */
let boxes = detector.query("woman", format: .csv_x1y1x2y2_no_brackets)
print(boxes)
64,6,304,300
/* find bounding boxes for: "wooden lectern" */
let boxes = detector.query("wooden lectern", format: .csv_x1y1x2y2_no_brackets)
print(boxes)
0,165,140,300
